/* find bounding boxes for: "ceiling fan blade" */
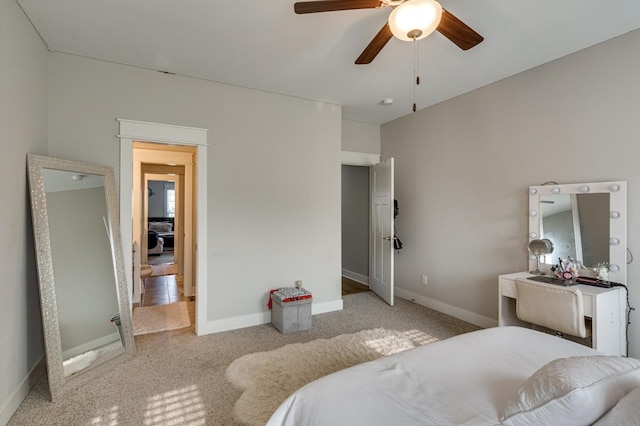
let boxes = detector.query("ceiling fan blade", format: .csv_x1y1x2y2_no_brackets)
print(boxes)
437,9,484,50
294,0,382,14
355,23,393,64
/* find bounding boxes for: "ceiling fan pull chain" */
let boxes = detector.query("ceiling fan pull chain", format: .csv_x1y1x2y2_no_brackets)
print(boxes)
413,38,420,112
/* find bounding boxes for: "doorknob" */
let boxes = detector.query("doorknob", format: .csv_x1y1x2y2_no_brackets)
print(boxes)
383,236,396,241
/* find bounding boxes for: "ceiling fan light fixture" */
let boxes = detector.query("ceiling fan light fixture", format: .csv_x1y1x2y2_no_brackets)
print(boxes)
388,0,443,42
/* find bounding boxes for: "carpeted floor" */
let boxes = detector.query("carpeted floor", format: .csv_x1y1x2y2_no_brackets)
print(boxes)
8,292,479,426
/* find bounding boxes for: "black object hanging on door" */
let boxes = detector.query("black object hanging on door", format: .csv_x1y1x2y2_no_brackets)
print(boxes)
393,199,403,251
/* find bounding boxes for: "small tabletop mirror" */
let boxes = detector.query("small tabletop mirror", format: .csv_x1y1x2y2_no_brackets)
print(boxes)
529,239,554,275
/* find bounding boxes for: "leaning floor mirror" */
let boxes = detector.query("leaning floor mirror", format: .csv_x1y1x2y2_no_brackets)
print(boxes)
27,154,135,402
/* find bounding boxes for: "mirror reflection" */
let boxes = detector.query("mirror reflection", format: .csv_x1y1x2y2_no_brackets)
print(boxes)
539,193,610,268
28,154,134,402
43,169,122,377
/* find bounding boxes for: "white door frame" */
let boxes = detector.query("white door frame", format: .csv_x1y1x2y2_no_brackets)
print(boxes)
341,151,380,167
118,119,209,335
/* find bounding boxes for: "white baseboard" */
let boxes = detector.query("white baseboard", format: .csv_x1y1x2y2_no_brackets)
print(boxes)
197,311,271,335
196,298,344,336
395,287,498,329
341,269,369,286
0,357,45,425
311,298,344,315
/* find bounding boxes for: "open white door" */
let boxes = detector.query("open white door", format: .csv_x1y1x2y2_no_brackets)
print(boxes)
370,158,394,305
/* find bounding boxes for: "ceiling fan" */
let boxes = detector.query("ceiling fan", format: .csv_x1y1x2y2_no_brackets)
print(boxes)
294,0,484,64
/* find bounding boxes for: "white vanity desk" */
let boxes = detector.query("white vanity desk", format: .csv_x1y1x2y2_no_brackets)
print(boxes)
499,272,627,356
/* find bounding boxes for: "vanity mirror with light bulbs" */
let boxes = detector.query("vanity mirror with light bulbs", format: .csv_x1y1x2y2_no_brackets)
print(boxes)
498,181,628,356
27,154,135,401
527,181,627,284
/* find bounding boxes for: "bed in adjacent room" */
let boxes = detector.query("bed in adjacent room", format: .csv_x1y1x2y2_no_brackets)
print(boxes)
267,327,640,426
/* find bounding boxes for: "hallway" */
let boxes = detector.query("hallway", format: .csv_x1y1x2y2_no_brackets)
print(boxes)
140,271,186,307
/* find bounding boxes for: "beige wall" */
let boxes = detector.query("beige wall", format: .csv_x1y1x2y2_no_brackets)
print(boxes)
342,120,380,154
382,28,640,356
47,52,343,324
0,0,49,422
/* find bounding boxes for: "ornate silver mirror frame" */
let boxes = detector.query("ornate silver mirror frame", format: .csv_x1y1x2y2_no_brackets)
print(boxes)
528,181,627,285
27,154,135,401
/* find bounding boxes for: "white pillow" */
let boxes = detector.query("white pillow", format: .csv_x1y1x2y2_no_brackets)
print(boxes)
500,356,640,426
594,386,640,426
149,221,172,232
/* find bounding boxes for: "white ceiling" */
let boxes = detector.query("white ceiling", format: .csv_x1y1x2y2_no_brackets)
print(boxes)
16,0,640,124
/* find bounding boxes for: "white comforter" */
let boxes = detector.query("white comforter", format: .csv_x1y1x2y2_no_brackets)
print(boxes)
267,327,599,426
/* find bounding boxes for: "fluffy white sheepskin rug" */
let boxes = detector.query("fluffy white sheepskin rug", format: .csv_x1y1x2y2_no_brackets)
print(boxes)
226,328,419,426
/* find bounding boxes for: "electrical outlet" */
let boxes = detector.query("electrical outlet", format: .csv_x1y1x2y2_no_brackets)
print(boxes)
421,274,428,286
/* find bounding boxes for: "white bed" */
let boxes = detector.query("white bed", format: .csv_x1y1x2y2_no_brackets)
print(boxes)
267,327,640,426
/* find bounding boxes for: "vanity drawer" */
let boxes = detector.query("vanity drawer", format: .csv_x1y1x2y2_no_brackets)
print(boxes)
500,278,517,298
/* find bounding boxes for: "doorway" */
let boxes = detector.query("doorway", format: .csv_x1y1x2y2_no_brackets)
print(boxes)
144,174,179,307
118,119,208,336
146,174,178,268
341,165,370,295
340,153,395,305
133,142,196,316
